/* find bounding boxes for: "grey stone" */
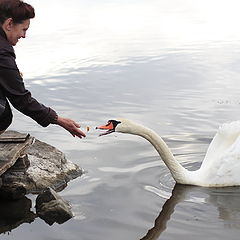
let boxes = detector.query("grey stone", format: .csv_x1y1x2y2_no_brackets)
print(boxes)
1,137,83,198
36,188,73,225
10,154,30,172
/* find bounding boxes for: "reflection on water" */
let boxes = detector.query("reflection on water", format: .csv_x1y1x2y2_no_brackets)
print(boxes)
16,0,240,79
0,196,73,235
3,0,240,239
141,184,240,240
0,197,35,234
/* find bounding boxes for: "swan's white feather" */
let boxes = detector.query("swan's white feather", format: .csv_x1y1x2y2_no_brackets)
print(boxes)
193,122,240,186
201,121,240,169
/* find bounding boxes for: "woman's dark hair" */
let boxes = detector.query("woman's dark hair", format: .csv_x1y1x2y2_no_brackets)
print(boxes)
0,0,35,24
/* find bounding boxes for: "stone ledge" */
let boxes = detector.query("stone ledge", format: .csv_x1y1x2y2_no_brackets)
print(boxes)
0,133,83,198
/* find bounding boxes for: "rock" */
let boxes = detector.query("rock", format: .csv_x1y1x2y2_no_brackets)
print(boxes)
0,188,74,232
10,154,30,172
35,188,73,225
0,131,80,227
26,139,82,193
1,137,83,196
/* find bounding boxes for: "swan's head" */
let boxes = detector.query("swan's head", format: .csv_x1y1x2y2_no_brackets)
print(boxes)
96,119,140,136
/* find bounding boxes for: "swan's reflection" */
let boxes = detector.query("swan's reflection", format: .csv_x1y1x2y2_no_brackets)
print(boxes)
140,184,240,240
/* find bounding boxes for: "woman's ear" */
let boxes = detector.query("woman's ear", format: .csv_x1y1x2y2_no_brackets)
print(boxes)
2,18,14,32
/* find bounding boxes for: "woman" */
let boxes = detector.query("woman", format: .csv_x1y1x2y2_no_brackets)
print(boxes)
0,0,86,138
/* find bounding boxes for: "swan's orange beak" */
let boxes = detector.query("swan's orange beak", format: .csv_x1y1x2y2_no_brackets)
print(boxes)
97,122,114,130
96,121,116,136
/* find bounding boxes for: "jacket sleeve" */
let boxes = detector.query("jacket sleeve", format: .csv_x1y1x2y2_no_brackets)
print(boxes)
0,47,58,127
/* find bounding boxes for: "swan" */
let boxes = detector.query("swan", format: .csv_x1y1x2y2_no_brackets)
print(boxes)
96,119,240,187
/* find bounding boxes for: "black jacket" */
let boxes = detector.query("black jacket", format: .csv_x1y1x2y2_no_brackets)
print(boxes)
0,27,57,127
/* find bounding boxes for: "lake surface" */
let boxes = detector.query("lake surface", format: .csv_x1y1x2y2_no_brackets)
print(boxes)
2,0,240,239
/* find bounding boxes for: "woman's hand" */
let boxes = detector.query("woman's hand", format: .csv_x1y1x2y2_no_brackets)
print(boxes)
55,116,86,138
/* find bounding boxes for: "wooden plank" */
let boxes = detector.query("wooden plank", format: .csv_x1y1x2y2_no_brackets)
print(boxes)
0,131,34,176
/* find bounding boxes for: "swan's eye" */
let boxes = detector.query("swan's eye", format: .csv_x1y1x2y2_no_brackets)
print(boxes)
108,120,121,127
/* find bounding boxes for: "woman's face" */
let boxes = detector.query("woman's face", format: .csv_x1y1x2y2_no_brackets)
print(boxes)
6,19,30,46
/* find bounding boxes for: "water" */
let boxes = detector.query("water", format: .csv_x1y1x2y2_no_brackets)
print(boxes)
2,0,240,239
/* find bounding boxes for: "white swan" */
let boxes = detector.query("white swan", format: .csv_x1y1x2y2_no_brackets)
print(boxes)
97,119,240,187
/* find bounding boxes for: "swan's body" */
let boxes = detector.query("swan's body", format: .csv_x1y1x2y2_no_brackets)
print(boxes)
97,119,240,187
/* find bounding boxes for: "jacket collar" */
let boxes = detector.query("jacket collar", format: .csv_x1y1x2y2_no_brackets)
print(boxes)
0,27,8,40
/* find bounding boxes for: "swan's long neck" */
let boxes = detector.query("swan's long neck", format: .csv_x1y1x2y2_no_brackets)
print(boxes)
124,124,189,184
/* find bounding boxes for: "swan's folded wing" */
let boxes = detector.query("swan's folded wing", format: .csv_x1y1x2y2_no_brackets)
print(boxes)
201,121,240,169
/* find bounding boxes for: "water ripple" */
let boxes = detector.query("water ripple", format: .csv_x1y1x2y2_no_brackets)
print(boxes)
98,160,161,173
